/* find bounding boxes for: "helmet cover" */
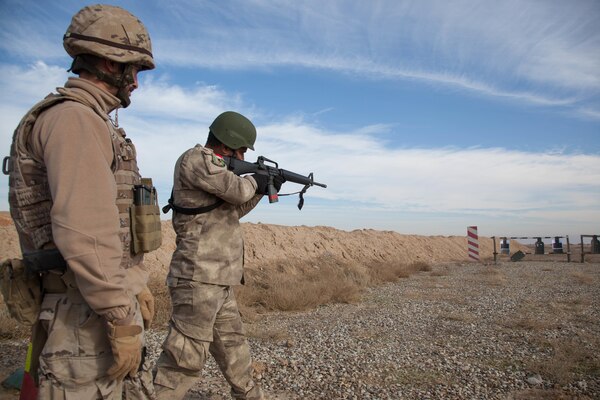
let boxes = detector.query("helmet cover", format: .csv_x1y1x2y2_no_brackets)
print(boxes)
63,4,154,70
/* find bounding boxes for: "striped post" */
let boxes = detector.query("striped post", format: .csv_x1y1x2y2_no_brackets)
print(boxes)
468,226,480,261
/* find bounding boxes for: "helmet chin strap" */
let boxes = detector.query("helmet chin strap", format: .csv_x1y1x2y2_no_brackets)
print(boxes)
69,56,135,108
115,64,135,108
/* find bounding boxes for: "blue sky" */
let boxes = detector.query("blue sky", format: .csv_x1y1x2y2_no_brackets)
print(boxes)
1,0,599,240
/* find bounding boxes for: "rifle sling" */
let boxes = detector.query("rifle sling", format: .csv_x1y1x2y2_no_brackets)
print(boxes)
23,248,67,273
162,189,225,215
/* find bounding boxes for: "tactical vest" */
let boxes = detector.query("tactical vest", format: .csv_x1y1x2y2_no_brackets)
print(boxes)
4,90,155,270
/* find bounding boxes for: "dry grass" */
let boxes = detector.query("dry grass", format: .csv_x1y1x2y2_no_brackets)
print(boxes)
379,365,451,387
0,258,431,336
244,325,290,341
504,316,554,331
0,310,30,340
475,267,508,287
148,277,171,329
527,337,600,385
235,257,429,316
441,311,475,323
502,294,600,388
500,300,558,332
570,271,594,285
509,388,594,399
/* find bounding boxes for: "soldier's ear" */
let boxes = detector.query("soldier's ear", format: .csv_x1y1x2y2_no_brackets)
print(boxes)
102,59,123,74
210,142,227,155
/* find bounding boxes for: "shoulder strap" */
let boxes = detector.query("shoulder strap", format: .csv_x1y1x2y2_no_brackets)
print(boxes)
12,94,69,159
12,92,98,161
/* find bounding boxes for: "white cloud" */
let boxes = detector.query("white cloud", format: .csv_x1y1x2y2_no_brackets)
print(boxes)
0,62,70,178
154,0,600,115
2,1,598,117
132,76,246,123
0,62,69,107
127,98,600,236
0,4,66,62
577,106,600,120
0,61,598,238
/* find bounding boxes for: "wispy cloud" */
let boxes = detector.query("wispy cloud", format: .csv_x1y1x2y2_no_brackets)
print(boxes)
152,0,599,113
132,76,246,123
0,1,598,237
245,120,600,236
131,74,599,236
1,1,598,116
0,62,69,107
0,1,70,62
0,62,597,236
131,77,600,237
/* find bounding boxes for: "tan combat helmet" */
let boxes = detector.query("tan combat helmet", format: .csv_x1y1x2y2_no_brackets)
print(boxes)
63,4,155,107
210,111,257,150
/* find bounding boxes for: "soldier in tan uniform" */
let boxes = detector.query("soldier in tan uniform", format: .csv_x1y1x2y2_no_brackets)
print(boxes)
154,112,283,399
4,4,160,399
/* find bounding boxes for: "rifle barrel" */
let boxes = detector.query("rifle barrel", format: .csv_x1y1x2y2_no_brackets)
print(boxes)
224,156,327,188
280,169,326,188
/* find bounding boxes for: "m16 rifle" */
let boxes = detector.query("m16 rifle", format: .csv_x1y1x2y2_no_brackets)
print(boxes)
223,156,327,210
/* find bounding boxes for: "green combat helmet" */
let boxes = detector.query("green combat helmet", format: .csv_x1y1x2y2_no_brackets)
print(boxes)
63,4,155,107
210,111,257,150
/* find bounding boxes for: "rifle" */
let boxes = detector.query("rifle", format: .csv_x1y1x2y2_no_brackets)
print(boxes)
223,155,327,210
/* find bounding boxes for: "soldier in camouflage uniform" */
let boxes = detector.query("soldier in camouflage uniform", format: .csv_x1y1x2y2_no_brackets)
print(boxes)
5,4,159,399
154,112,283,399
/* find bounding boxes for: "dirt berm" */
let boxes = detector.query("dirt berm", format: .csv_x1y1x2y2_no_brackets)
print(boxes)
1,212,527,277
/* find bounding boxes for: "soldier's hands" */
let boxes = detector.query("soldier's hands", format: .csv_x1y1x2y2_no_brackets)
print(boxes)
251,174,269,194
251,173,286,194
106,322,142,381
137,286,155,330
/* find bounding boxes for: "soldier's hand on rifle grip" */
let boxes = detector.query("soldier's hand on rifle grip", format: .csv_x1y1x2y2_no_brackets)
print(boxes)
251,173,269,195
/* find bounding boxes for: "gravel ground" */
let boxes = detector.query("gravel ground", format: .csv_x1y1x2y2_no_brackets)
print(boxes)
2,261,599,399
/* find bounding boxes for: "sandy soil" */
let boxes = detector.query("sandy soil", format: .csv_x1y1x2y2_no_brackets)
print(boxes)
2,210,583,286
136,219,534,280
0,212,595,399
1,210,572,283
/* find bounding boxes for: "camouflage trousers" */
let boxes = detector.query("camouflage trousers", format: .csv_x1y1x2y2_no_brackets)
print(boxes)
35,289,154,400
153,279,264,400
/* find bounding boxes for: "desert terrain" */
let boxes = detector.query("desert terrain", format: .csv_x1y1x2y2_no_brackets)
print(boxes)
0,211,566,277
1,212,598,399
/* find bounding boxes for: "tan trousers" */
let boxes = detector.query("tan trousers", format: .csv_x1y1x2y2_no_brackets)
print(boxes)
153,280,264,400
36,290,153,400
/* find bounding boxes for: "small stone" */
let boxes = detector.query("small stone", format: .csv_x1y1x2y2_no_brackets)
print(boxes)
526,374,543,386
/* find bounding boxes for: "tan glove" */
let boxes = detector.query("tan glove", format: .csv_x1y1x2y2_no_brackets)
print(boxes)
106,322,143,381
137,286,155,330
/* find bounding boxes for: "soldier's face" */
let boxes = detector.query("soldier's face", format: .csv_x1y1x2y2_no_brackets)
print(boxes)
218,144,248,160
126,65,141,94
232,147,248,161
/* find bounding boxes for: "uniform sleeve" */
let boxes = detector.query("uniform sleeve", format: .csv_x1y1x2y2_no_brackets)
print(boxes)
237,193,263,218
179,149,258,205
33,104,132,322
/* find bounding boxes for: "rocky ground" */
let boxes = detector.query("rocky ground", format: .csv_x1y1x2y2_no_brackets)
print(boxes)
6,260,594,399
1,210,598,399
167,260,599,400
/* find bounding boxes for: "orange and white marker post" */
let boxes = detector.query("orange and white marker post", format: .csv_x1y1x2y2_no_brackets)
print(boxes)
467,226,480,261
